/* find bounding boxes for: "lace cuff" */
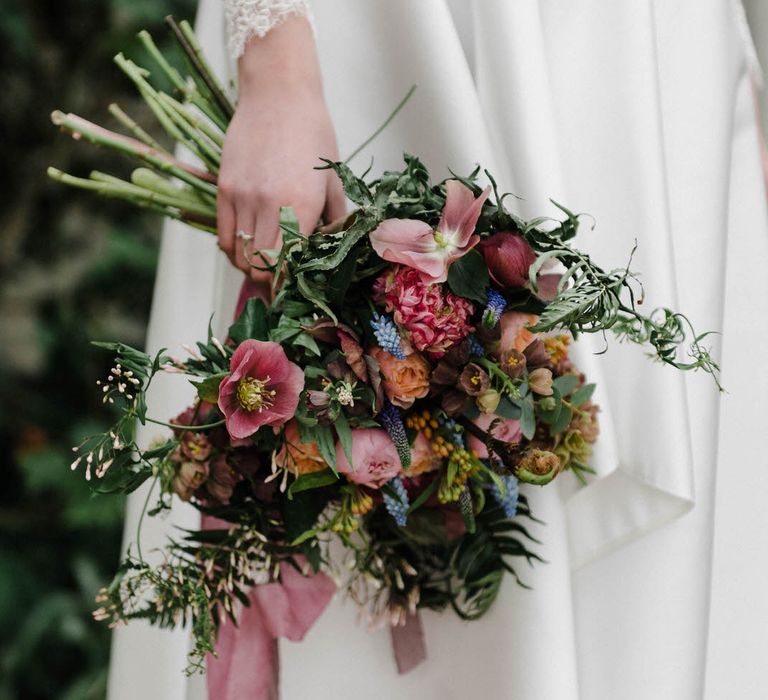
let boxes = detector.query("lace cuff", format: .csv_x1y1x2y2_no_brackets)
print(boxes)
224,0,313,60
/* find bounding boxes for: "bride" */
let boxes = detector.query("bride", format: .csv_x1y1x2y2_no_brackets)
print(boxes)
108,1,768,698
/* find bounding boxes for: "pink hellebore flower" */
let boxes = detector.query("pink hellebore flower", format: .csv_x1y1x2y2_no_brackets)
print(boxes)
218,340,304,439
369,180,491,283
335,428,402,489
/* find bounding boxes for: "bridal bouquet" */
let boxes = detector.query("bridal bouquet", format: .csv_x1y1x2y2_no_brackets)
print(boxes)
50,19,719,673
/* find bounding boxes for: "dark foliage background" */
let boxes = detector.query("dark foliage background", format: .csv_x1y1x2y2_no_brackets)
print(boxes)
0,1,195,697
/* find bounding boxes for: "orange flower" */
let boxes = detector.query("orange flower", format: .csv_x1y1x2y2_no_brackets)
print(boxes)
275,420,327,475
544,334,571,364
369,347,430,409
405,432,441,476
499,312,538,354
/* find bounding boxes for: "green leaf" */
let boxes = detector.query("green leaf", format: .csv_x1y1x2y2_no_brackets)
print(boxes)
191,372,227,403
292,332,321,356
549,404,573,436
495,397,521,420
406,477,439,513
290,529,319,546
520,397,536,440
298,215,374,273
312,424,337,473
570,383,596,406
484,468,507,496
287,468,339,497
269,316,303,343
282,299,314,317
447,249,490,304
279,206,300,236
283,484,335,543
537,387,562,425
296,273,338,323
320,160,373,207
228,297,269,344
552,374,579,396
334,412,353,467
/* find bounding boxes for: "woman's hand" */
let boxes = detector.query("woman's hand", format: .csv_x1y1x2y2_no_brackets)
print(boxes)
217,16,346,283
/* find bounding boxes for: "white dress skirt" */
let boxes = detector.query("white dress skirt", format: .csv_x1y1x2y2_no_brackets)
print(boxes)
107,1,768,698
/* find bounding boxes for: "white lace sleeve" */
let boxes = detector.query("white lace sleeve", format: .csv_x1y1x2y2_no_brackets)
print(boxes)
224,0,313,60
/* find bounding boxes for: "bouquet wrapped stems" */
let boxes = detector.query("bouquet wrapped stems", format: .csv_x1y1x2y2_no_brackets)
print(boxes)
48,16,226,235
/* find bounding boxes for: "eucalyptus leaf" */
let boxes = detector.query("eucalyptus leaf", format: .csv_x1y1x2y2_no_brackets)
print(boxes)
520,397,536,440
495,397,521,420
552,374,579,396
570,383,596,406
549,404,573,436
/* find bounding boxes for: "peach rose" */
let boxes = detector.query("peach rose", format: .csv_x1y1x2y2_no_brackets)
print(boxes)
274,420,327,475
369,347,430,409
499,312,538,354
405,432,442,477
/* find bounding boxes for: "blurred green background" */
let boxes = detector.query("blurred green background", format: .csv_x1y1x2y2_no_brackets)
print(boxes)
0,1,194,698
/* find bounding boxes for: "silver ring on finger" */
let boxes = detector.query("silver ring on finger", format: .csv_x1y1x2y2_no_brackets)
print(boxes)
236,229,255,242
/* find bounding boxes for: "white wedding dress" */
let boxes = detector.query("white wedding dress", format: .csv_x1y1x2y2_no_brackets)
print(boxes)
108,2,768,698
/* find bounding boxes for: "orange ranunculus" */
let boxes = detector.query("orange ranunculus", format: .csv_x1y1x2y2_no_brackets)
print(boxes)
369,347,430,409
499,311,538,354
275,420,327,475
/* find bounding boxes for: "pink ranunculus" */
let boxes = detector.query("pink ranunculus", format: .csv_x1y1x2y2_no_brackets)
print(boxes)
374,266,475,356
468,413,522,459
335,428,402,489
218,340,304,439
369,180,491,283
478,231,537,289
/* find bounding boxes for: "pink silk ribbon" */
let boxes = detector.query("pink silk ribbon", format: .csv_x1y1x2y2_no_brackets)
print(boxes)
206,559,337,700
391,612,427,674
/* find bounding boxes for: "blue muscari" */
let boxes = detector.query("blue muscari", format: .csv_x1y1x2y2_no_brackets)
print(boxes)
383,476,409,527
468,334,485,357
437,414,465,447
370,312,406,359
491,474,519,518
379,400,411,469
482,289,506,327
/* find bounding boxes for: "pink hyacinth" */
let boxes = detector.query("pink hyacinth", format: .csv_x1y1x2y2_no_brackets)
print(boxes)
374,266,475,356
218,340,304,439
369,180,491,283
